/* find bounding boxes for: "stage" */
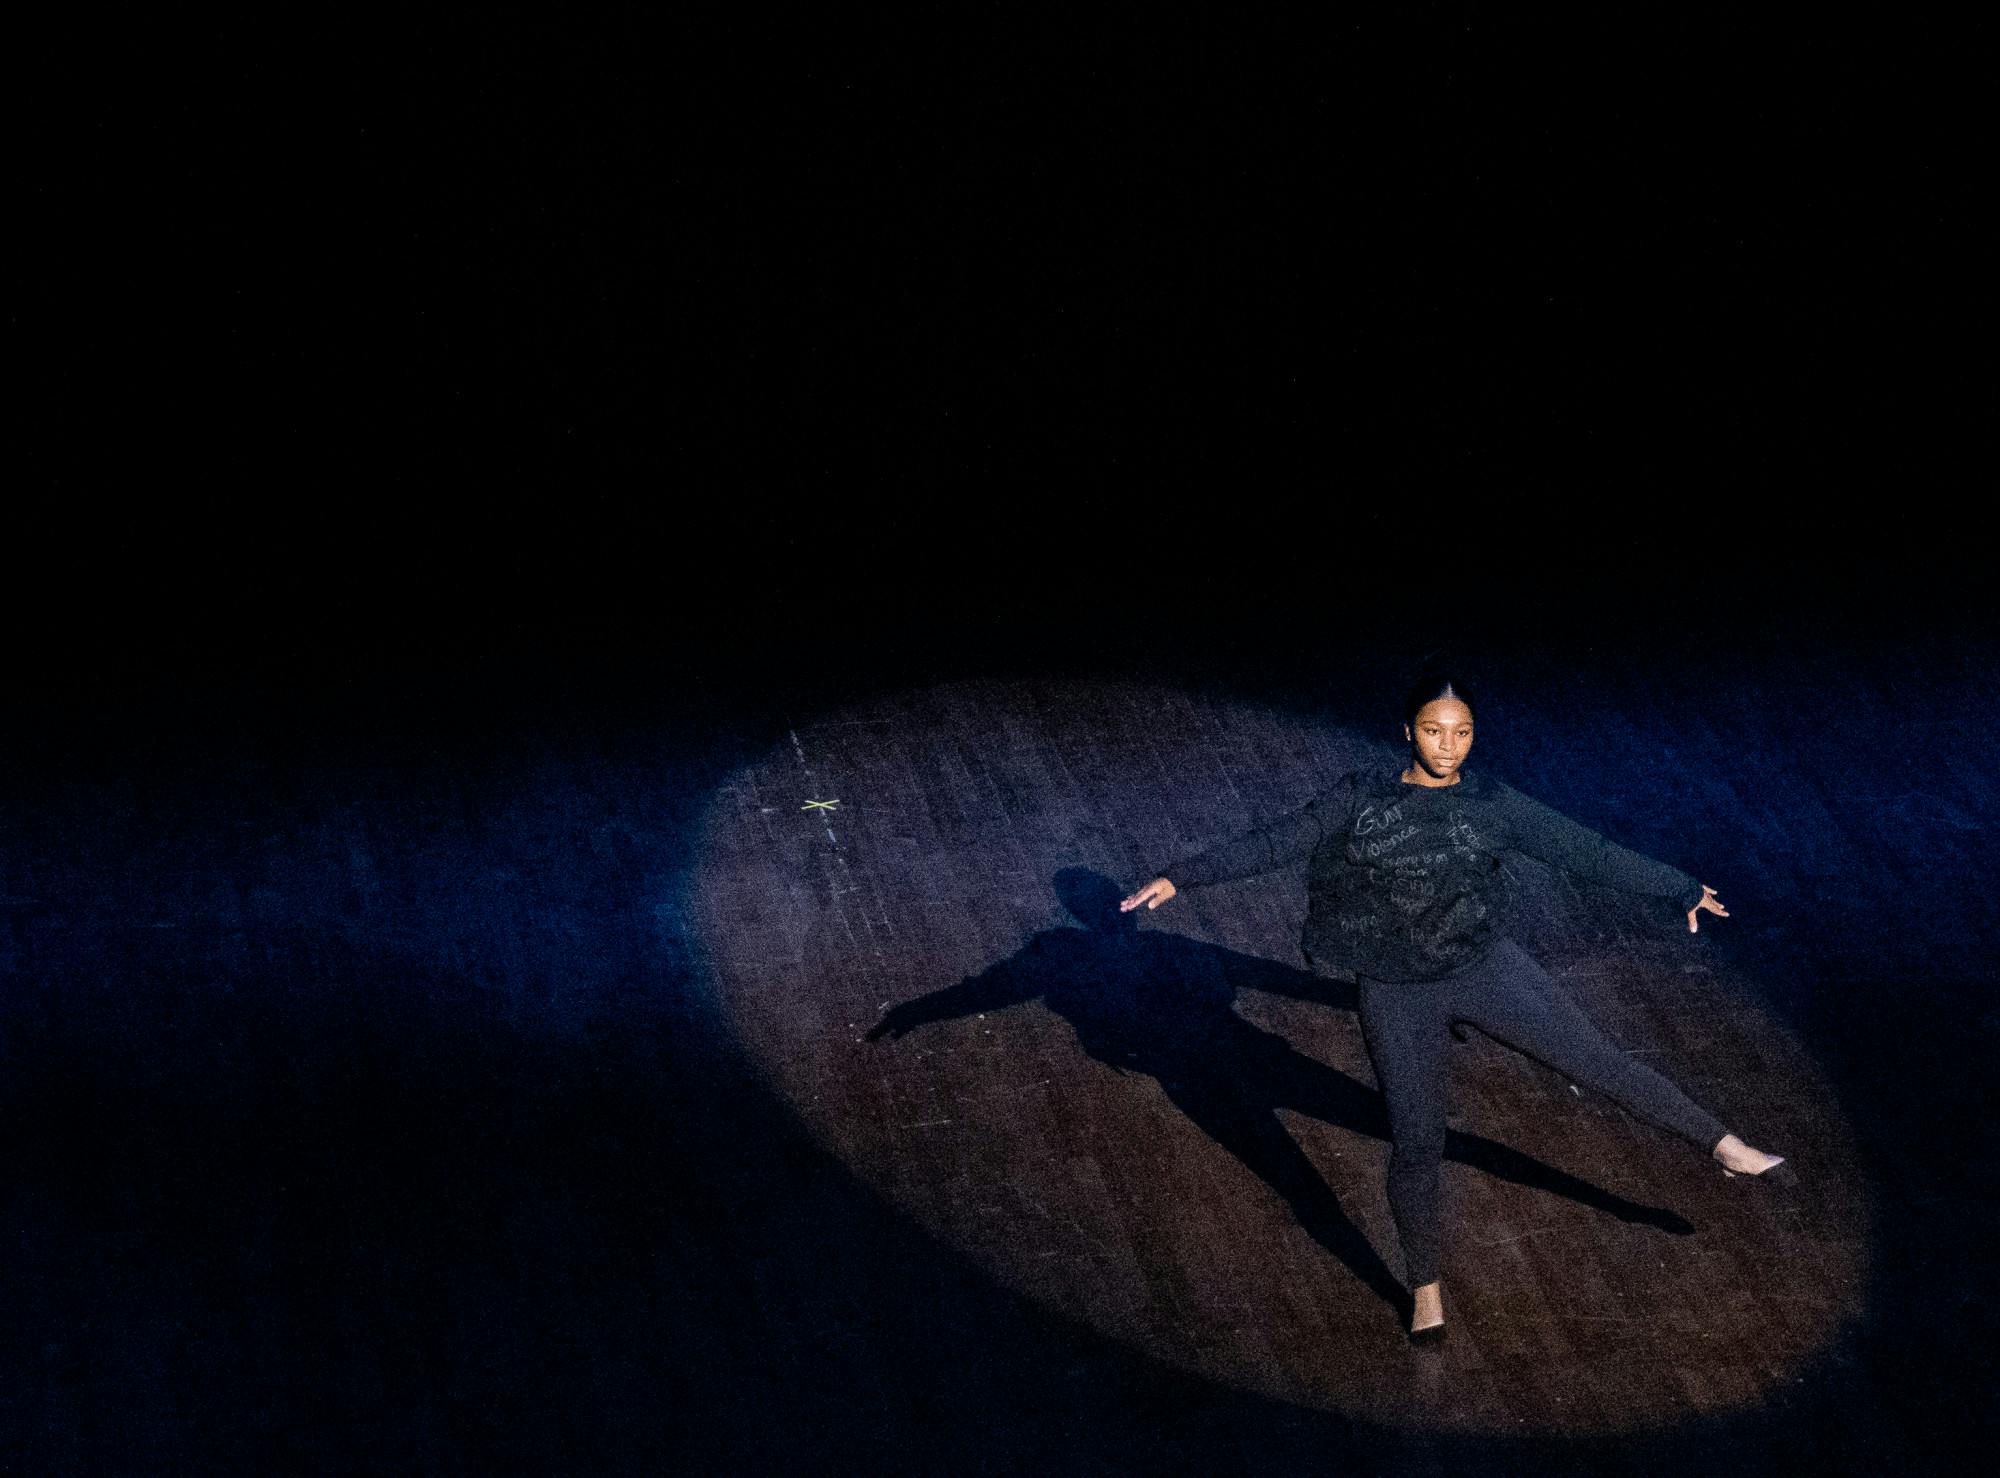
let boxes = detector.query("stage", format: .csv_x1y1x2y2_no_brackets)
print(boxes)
10,9,1990,1472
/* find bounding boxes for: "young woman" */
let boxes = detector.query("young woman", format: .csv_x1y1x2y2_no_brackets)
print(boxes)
1119,674,1787,1344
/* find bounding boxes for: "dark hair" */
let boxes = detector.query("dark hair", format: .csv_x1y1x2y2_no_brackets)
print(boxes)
1401,672,1475,729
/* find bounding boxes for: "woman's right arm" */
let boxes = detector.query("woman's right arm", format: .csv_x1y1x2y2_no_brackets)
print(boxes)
1124,775,1355,910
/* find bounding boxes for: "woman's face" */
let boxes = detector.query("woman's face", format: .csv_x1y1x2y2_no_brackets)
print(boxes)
1404,697,1474,780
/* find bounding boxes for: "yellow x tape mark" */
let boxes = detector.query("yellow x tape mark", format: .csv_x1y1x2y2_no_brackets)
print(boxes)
801,799,841,812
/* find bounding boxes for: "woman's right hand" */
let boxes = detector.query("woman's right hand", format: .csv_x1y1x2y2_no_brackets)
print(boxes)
1687,884,1729,933
1119,877,1177,912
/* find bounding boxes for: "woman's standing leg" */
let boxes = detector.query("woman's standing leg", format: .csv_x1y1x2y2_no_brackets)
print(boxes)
1356,975,1453,1292
1454,937,1728,1153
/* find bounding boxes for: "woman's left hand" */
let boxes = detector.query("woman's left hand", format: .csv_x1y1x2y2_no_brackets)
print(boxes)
1687,885,1729,933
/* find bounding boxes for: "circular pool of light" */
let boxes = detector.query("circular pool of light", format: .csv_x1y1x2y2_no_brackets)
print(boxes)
685,675,1869,1435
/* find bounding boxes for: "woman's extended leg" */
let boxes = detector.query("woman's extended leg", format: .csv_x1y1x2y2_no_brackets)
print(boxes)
1451,938,1729,1153
1356,975,1453,1302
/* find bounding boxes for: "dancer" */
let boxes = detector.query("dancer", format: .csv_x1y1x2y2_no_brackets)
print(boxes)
1119,673,1787,1344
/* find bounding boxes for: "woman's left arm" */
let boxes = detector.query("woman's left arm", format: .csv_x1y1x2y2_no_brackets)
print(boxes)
1494,781,1728,932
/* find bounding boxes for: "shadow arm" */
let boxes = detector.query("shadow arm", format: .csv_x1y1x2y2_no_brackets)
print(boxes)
867,952,1040,1040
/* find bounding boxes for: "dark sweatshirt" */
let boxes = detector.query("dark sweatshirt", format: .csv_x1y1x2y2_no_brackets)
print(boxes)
1156,764,1707,983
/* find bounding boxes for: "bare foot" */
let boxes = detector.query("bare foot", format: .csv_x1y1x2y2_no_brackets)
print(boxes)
1411,1280,1444,1334
1712,1133,1785,1176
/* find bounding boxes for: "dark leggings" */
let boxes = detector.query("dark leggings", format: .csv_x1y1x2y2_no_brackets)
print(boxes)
1357,935,1728,1288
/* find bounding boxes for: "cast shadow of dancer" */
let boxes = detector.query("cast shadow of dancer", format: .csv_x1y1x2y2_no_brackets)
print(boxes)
869,868,1692,1319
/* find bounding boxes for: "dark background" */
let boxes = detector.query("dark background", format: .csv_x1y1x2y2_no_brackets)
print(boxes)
18,8,1985,682
10,7,1992,1473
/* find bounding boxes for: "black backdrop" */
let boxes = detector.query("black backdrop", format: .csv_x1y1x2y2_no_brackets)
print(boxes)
18,9,1985,682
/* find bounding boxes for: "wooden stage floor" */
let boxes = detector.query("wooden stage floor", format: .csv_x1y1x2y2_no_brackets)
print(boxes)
2,593,1990,1474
